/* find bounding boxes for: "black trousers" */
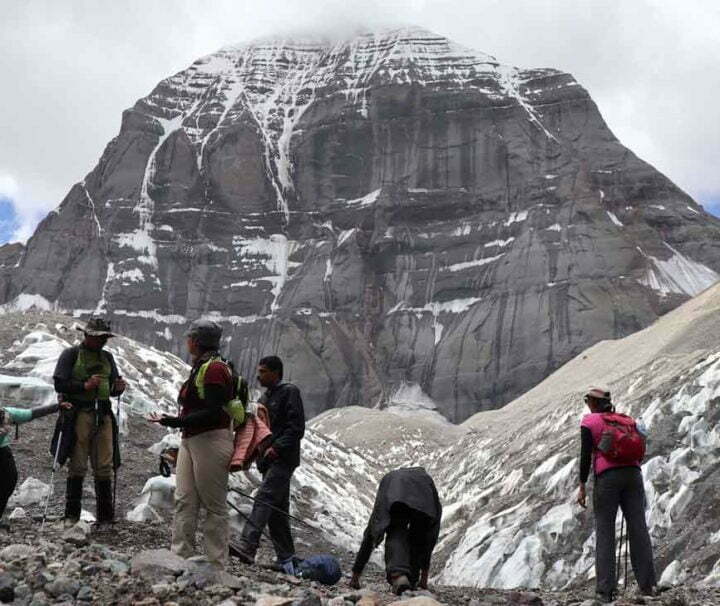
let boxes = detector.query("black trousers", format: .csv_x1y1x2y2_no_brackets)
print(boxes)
240,461,295,562
0,447,18,519
385,503,435,586
594,466,656,596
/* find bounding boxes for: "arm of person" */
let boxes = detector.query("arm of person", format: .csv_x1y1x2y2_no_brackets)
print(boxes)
105,352,127,396
577,426,593,507
351,525,375,584
271,386,306,455
418,515,441,580
155,384,228,428
53,347,85,395
3,407,33,425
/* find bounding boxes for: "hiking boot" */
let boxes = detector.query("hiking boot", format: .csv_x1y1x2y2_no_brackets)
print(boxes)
639,586,660,597
94,479,114,528
391,574,411,595
228,540,254,564
596,591,614,604
63,476,83,526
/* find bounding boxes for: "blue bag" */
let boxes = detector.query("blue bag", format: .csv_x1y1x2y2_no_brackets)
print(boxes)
297,554,342,586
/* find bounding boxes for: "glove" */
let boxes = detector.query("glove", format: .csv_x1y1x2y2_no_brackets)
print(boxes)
158,416,184,428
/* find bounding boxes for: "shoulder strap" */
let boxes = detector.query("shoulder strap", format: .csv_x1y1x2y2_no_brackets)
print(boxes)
194,354,226,400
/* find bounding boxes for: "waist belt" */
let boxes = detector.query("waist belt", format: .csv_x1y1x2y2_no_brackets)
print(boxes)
71,399,113,413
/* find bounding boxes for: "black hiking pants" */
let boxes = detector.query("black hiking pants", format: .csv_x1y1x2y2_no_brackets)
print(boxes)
385,503,435,586
240,460,295,562
0,447,18,519
594,466,656,596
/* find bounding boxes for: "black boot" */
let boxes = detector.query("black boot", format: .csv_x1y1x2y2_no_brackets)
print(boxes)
64,476,83,526
94,479,114,526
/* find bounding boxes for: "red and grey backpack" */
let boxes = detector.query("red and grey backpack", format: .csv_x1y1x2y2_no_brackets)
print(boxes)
596,412,646,464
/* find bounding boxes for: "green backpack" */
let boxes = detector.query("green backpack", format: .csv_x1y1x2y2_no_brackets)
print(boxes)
194,356,249,429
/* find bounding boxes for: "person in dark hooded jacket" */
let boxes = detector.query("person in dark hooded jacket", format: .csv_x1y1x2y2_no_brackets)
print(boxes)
350,467,442,595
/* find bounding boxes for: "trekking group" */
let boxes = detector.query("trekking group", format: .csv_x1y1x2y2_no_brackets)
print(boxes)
0,316,658,600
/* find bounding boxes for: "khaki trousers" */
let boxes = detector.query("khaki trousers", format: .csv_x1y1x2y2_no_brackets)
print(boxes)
68,409,113,480
171,428,234,567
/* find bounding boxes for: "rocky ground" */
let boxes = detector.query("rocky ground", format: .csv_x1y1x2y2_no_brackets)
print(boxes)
2,516,720,605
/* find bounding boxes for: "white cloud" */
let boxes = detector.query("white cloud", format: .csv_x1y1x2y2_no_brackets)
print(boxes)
0,171,53,243
0,173,20,200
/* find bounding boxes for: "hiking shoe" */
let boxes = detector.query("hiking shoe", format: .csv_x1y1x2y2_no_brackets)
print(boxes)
391,574,411,595
228,541,254,564
639,586,660,597
595,591,614,604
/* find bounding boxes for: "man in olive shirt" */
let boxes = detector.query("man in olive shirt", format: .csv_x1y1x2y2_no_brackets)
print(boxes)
53,317,126,527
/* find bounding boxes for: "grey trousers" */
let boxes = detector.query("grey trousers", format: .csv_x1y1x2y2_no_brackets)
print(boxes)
594,466,656,596
239,461,295,562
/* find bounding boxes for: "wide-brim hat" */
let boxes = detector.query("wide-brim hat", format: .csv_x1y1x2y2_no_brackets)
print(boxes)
76,317,116,338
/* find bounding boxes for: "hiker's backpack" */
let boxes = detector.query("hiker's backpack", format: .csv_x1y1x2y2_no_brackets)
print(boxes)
596,412,646,464
194,356,249,428
297,554,342,586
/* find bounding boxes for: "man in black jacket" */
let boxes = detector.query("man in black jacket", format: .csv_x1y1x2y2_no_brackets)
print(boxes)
52,317,126,527
350,467,442,595
231,355,305,570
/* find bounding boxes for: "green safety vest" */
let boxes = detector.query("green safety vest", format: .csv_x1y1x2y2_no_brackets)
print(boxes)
194,356,247,428
72,347,112,402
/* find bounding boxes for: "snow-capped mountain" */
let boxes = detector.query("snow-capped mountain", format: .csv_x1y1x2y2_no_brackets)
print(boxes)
1,26,720,421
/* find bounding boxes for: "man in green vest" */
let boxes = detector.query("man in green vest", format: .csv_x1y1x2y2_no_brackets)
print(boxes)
52,317,126,527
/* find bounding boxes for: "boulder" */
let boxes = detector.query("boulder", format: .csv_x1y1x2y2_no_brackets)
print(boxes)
130,549,187,579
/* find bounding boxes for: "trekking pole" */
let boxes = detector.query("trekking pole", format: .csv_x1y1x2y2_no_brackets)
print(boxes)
226,497,273,542
230,487,316,530
616,515,624,590
113,388,122,514
40,425,64,533
624,519,629,591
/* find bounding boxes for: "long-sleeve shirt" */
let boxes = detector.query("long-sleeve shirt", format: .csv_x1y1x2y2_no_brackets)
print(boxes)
53,345,122,403
260,383,305,470
579,426,594,484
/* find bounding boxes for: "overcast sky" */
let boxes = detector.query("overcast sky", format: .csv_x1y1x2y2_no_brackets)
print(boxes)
1,0,719,242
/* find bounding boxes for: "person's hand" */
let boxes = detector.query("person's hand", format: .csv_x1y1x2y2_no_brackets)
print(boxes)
84,375,103,391
114,377,127,394
349,572,361,589
419,569,429,590
577,483,587,509
264,446,279,462
147,412,182,428
59,401,73,410
147,412,165,423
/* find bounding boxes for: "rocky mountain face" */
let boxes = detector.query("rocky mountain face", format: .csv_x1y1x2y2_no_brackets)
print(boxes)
2,26,720,420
